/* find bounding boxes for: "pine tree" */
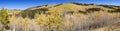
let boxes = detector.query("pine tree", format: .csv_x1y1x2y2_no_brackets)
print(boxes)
0,8,10,30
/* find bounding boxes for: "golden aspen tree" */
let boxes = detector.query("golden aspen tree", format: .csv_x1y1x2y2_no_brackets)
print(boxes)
35,13,46,31
0,8,10,30
35,13,46,26
94,11,100,19
9,12,16,31
0,17,2,31
45,10,63,31
24,17,30,31
35,9,63,31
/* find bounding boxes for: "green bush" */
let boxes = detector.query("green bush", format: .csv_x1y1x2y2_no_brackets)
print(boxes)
108,9,120,13
86,8,101,13
20,8,48,18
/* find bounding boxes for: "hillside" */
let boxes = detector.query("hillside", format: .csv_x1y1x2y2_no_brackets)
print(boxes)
19,2,120,31
1,2,120,31
19,2,120,18
25,2,120,14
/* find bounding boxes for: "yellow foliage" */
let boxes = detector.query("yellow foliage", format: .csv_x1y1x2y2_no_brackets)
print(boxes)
24,18,30,31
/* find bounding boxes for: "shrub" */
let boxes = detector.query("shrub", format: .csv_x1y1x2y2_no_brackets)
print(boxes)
86,8,101,13
21,8,48,19
108,9,120,13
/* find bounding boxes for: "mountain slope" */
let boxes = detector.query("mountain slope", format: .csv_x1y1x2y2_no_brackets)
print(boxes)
17,3,120,31
26,2,119,13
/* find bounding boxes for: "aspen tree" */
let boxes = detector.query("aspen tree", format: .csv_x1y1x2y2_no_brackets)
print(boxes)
45,10,63,31
0,8,10,30
24,17,30,31
9,12,16,31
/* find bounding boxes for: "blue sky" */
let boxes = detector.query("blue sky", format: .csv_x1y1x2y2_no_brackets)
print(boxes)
0,0,120,10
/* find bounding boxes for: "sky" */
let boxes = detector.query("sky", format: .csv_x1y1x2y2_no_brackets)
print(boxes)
0,0,120,10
